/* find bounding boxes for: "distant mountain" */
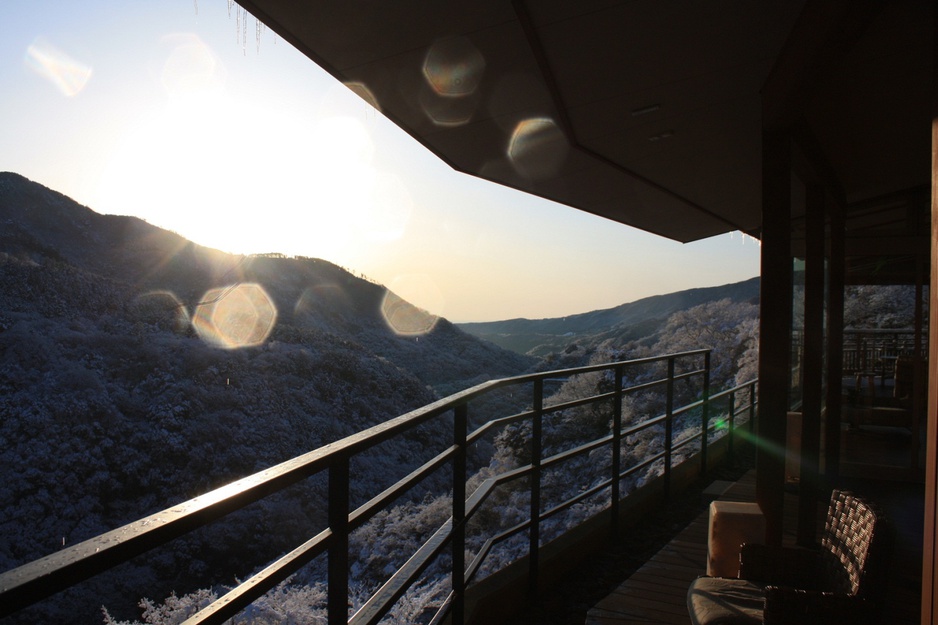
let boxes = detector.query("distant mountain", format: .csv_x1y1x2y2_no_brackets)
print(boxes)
458,277,761,356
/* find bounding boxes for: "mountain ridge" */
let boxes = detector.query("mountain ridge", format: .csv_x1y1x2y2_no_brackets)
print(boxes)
0,171,536,389
458,276,760,355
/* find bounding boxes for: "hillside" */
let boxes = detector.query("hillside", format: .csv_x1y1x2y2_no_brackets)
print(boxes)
0,172,535,390
458,277,760,356
0,172,536,623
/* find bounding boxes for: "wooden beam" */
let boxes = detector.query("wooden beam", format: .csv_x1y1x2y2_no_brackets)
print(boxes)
844,235,930,256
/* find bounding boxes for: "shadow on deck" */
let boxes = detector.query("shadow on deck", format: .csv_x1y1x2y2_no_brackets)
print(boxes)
584,471,922,624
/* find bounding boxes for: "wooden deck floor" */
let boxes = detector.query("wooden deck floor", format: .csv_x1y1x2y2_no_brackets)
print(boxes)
585,471,922,624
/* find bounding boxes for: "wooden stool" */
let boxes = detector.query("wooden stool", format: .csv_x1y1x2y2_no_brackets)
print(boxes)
707,501,765,577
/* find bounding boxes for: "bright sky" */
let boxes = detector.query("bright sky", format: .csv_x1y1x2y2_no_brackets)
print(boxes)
0,1,759,323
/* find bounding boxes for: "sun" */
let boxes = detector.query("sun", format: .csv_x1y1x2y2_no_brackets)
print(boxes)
93,33,410,266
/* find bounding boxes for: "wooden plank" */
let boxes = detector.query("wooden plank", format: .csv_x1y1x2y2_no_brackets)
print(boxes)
589,603,688,623
585,474,742,624
604,587,689,611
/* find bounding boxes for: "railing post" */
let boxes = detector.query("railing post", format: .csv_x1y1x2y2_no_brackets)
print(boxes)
452,403,468,625
328,456,350,625
701,351,711,475
529,378,543,595
664,357,675,500
611,365,624,535
728,390,737,457
749,382,757,435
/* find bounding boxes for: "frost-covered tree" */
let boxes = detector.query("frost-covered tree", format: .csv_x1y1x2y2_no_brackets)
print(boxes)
101,583,329,625
648,298,759,391
844,285,918,329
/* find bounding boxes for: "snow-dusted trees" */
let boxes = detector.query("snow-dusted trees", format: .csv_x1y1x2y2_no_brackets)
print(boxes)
0,312,443,623
101,584,329,625
645,298,759,390
475,299,761,550
844,285,919,329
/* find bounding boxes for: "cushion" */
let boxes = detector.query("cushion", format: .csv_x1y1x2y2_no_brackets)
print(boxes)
687,576,764,625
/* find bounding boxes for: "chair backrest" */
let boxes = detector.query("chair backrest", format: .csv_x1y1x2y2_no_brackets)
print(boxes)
819,490,892,599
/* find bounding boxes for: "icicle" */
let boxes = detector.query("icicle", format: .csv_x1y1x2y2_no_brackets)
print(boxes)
241,7,248,56
226,2,270,54
193,0,198,15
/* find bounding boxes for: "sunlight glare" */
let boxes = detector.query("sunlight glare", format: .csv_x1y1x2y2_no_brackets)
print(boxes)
361,172,413,242
25,37,92,97
94,30,396,267
192,283,277,348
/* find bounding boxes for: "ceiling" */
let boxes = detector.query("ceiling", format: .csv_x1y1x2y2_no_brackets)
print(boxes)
238,0,934,244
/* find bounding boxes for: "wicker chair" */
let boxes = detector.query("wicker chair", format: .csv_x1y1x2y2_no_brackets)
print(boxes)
687,489,893,625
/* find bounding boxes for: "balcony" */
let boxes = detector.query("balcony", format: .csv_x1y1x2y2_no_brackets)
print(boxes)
0,350,758,625
2,343,922,625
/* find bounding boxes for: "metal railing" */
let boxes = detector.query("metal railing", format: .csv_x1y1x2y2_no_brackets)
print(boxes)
0,349,757,625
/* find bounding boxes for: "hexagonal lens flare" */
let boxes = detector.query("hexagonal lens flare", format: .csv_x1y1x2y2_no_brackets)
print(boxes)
381,292,439,336
422,36,485,97
192,283,277,349
420,36,485,127
508,117,568,180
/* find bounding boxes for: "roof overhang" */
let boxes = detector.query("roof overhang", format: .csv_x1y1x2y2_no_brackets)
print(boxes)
238,0,933,245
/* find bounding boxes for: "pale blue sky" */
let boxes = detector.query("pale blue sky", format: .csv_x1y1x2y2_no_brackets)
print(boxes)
0,1,759,322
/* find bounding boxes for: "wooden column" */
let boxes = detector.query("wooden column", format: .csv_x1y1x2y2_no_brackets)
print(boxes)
757,128,792,547
824,197,845,482
922,114,938,625
922,15,938,622
798,183,825,546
